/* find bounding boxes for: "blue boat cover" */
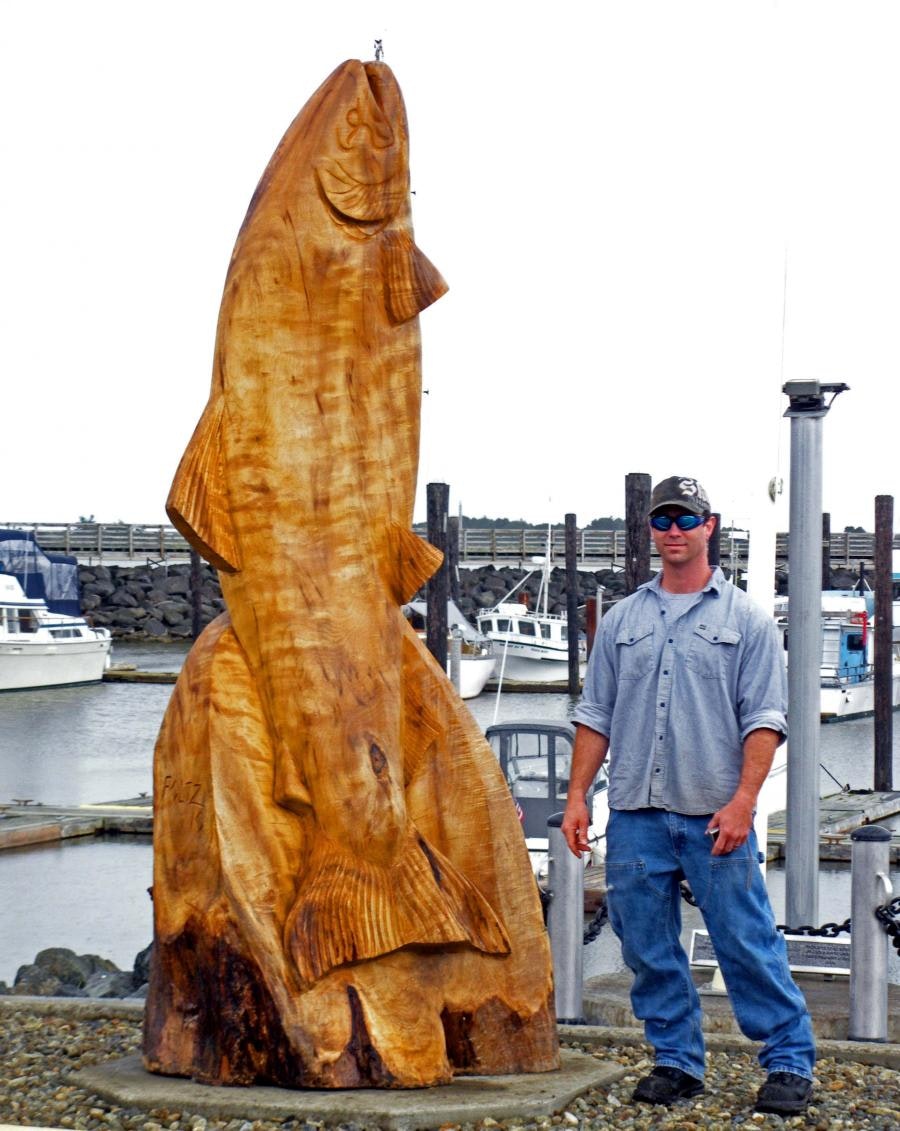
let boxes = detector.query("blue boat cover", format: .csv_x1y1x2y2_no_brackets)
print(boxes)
0,530,82,617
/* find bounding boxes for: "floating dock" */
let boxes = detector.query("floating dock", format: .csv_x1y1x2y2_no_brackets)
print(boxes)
767,789,900,863
0,798,152,850
104,667,179,684
3,792,897,860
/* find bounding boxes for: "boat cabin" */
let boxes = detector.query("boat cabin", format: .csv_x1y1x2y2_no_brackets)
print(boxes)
477,602,571,646
485,719,604,840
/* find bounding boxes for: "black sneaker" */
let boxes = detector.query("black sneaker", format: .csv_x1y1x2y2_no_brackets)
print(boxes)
754,1071,813,1115
632,1065,705,1105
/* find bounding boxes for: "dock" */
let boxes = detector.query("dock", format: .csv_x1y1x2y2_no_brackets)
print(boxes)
767,789,900,863
0,798,152,850
4,791,897,861
104,667,178,684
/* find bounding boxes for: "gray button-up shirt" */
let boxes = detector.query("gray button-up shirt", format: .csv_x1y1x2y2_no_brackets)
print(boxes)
572,568,787,815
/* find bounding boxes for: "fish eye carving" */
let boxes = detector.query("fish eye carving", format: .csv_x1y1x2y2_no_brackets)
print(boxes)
340,99,394,151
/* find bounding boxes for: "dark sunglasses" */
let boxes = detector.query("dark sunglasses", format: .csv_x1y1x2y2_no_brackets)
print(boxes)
649,514,708,532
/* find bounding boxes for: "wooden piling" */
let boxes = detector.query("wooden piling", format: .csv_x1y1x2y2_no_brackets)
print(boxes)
448,515,461,603
624,473,651,595
190,549,203,639
822,512,831,591
585,597,598,658
565,513,580,695
874,495,894,792
708,513,721,569
426,482,449,670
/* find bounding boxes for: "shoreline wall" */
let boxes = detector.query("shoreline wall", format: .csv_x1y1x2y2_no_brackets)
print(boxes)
78,561,862,641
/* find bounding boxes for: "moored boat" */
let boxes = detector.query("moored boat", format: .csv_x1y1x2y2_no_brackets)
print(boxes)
774,589,900,721
0,529,111,691
402,598,497,699
485,719,609,880
476,542,586,683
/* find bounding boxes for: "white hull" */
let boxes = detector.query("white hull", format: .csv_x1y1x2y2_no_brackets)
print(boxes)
451,652,498,699
0,637,110,690
820,669,900,721
0,572,112,691
493,649,587,684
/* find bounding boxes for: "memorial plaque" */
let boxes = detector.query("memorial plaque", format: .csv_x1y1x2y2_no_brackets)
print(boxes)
690,929,850,976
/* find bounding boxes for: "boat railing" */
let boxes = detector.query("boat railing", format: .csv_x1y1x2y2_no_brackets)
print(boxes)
483,604,570,624
821,662,875,688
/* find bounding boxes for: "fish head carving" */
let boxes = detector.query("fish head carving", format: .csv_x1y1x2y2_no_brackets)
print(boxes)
315,61,409,239
312,62,448,322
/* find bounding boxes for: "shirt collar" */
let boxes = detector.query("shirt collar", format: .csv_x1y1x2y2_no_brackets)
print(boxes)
638,566,725,597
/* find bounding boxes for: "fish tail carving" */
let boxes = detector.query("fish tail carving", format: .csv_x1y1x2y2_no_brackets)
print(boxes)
284,826,510,984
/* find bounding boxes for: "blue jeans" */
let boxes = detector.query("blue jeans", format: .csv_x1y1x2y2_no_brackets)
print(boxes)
605,808,816,1081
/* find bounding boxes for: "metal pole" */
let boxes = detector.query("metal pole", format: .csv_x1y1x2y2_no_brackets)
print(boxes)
848,825,893,1042
546,813,584,1023
782,381,848,928
449,625,462,693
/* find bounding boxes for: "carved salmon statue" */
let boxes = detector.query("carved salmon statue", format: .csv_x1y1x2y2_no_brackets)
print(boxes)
144,59,557,1088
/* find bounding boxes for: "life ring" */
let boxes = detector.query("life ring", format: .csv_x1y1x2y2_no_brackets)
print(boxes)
850,611,868,647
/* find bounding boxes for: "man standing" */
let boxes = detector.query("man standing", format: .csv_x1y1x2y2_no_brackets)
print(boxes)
562,476,815,1116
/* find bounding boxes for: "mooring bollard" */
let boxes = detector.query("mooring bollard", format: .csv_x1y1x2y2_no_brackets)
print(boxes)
449,625,462,693
546,812,584,1023
849,824,893,1042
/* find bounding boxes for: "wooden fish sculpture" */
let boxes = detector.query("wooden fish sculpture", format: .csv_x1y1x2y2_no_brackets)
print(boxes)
142,59,558,1089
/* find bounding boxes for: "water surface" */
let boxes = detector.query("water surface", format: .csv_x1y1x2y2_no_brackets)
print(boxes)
1,644,898,985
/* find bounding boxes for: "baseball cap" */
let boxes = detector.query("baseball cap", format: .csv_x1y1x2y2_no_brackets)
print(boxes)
649,476,711,516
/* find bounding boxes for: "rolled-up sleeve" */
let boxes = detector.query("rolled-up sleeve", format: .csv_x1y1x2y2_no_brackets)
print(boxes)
572,614,618,737
736,606,788,743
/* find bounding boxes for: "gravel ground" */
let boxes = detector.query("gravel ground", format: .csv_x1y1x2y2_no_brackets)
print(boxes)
0,1012,898,1130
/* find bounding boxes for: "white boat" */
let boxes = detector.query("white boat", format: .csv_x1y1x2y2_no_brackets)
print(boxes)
774,589,900,722
476,545,586,684
0,529,111,691
403,598,497,699
0,573,111,690
485,719,610,882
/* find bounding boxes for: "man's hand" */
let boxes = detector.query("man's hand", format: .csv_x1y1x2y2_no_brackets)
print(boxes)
562,725,610,857
562,797,591,857
707,797,754,856
707,728,781,855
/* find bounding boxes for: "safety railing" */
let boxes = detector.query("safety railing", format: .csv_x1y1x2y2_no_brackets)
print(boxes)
2,522,896,568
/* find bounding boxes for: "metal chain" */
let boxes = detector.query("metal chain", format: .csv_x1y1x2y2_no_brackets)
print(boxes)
874,895,900,957
583,900,608,944
679,881,698,906
677,885,899,951
776,918,851,938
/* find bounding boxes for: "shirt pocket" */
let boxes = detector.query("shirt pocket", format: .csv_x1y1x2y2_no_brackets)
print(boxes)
614,622,655,680
685,623,741,680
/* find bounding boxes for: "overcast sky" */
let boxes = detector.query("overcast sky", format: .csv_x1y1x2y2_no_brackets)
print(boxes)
2,2,898,535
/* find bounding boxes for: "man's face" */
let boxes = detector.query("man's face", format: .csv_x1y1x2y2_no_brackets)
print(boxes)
650,507,715,569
